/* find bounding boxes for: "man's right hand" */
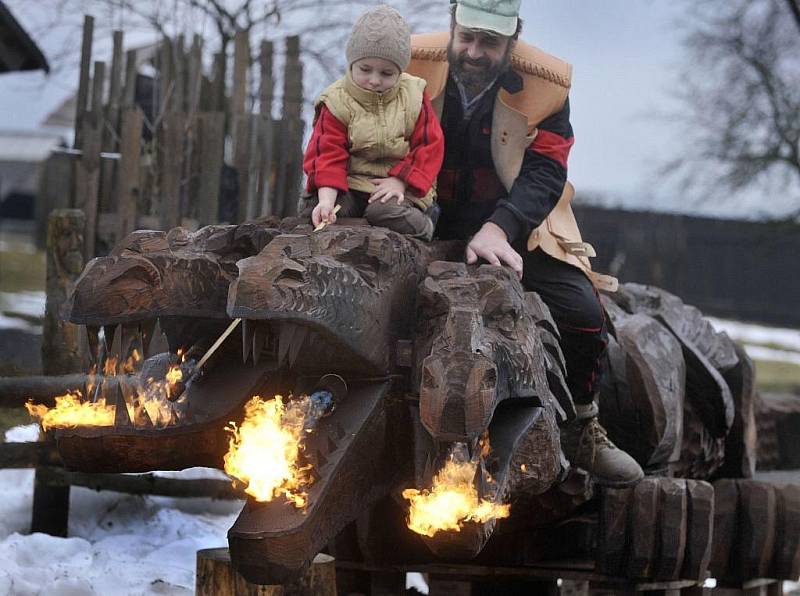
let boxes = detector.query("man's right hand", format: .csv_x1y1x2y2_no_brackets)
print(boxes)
465,221,524,279
311,188,338,227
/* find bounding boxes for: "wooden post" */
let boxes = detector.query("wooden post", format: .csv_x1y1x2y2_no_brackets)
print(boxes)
232,29,254,221
73,15,94,149
196,112,225,225
122,49,138,109
196,548,283,595
158,36,174,116
42,209,85,376
159,111,185,230
74,109,102,259
36,152,78,249
196,549,337,596
32,208,86,537
100,30,124,214
274,35,304,218
257,40,275,216
90,60,105,117
116,108,144,241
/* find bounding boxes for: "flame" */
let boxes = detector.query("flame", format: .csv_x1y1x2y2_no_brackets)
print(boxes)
402,442,510,538
27,349,185,430
26,391,115,431
224,395,313,507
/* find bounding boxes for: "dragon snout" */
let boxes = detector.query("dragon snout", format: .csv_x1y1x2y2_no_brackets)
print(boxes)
420,351,498,442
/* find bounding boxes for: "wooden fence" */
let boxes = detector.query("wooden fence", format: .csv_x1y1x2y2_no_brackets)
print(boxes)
36,15,305,257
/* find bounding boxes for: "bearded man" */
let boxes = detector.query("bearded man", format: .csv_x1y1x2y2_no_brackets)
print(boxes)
407,0,644,486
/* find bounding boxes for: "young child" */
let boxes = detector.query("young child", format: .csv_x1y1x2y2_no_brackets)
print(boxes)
302,5,444,240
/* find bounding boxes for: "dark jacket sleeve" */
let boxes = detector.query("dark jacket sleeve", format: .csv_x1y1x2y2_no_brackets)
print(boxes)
488,98,575,244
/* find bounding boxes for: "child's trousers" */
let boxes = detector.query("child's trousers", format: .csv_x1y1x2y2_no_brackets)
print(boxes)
302,190,434,241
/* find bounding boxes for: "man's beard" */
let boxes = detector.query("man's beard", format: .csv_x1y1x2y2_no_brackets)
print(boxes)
447,41,511,98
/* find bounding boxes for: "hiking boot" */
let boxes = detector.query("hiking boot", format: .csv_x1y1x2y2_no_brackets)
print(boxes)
560,403,644,487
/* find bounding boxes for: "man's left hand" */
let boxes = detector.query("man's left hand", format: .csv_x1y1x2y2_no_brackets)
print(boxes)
466,222,524,280
369,177,406,204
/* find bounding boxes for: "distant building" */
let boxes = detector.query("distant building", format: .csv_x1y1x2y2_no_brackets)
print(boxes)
0,2,49,74
0,131,65,219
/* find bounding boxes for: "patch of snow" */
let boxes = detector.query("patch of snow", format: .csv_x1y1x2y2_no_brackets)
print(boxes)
707,317,800,352
0,291,46,318
5,424,39,443
743,345,800,366
0,426,243,594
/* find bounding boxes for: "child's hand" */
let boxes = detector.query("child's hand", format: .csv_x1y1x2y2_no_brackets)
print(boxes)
311,188,338,227
369,177,406,204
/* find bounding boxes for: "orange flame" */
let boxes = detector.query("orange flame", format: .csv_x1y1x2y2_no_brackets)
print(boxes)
224,395,313,507
25,391,115,431
27,349,185,430
402,442,510,537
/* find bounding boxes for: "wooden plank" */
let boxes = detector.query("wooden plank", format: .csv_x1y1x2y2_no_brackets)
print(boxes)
42,467,244,500
186,34,203,115
654,479,688,580
74,111,102,259
738,481,777,579
90,60,105,115
233,113,256,221
627,478,660,579
158,36,174,117
196,111,225,225
0,374,87,406
35,152,78,248
232,29,250,116
122,48,137,108
256,116,274,216
100,31,124,214
682,480,714,582
73,15,94,149
173,34,185,113
211,50,227,114
597,486,633,576
116,108,144,241
158,111,184,230
0,442,62,468
259,40,274,117
775,484,800,580
274,35,304,217
710,479,740,579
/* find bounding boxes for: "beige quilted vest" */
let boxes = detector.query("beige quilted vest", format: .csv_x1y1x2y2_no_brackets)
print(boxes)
316,70,435,210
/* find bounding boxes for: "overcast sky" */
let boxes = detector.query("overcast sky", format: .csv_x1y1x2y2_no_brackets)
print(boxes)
0,2,780,218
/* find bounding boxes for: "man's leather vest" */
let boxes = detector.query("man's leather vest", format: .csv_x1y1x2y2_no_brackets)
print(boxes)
316,70,435,209
407,32,616,290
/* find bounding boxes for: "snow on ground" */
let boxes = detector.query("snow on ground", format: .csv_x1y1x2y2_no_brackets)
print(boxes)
0,425,242,595
707,317,800,365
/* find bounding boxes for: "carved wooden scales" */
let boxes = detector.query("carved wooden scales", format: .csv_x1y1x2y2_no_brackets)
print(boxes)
41,218,797,586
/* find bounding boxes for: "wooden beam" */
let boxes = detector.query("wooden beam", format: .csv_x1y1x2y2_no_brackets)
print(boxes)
73,15,94,149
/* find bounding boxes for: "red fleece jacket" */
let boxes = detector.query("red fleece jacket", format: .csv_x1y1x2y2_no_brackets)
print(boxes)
303,92,444,198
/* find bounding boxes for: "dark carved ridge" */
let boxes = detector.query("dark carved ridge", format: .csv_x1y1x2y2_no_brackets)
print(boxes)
67,221,282,326
229,226,431,373
41,219,800,586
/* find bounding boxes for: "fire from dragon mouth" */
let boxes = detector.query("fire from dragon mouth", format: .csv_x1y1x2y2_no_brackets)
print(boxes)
402,436,510,537
223,395,315,508
26,350,189,430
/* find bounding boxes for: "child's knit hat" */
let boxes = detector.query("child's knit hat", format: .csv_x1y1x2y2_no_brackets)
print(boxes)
345,5,411,71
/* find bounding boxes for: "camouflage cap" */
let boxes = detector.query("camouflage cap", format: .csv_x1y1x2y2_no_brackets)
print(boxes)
452,0,521,37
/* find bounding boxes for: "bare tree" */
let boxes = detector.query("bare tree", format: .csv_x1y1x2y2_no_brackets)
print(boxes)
667,0,800,217
8,0,446,110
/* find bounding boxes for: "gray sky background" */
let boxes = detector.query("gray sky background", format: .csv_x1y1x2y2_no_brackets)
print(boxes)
0,2,783,218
